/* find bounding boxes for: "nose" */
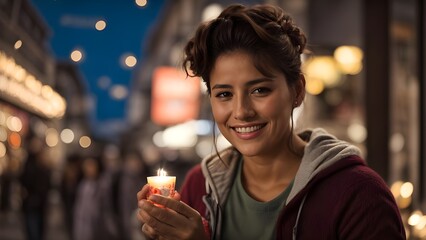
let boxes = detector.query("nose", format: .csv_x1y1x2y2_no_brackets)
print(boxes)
233,94,256,120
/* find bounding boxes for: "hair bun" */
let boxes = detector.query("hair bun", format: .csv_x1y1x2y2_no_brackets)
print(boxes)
278,16,306,54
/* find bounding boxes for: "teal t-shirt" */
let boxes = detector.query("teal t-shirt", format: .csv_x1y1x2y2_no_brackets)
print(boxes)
222,160,293,240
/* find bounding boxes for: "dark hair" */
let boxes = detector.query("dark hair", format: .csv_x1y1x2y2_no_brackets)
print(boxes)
182,4,307,158
182,4,307,94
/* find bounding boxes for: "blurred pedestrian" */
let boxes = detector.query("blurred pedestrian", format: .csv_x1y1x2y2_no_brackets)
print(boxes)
59,154,82,240
95,147,122,240
0,164,12,212
118,151,151,240
73,157,101,240
20,143,52,240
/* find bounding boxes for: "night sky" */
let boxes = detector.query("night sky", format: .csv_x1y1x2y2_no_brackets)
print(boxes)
30,0,167,139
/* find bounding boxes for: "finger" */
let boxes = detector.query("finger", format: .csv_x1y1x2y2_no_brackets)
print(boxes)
139,199,173,226
141,198,206,240
172,191,181,201
142,223,158,239
137,209,143,223
138,184,151,208
149,195,200,219
140,200,179,238
137,184,150,200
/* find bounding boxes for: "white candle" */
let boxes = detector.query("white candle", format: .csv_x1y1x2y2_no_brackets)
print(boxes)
147,168,176,197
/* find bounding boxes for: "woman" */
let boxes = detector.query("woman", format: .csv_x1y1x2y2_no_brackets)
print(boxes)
137,4,406,240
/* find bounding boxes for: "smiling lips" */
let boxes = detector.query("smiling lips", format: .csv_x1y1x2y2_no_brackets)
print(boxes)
234,124,265,134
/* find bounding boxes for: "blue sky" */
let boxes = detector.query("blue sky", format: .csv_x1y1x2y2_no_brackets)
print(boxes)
31,0,167,139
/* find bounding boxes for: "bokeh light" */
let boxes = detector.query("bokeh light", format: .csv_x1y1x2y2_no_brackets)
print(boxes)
8,132,21,149
202,3,223,21
124,55,137,68
45,128,59,147
400,182,414,198
60,128,75,144
409,210,423,226
347,123,367,143
305,77,324,95
109,85,128,100
304,56,341,87
334,45,363,75
70,49,83,62
135,0,147,7
6,116,22,132
14,40,22,49
391,181,403,198
95,20,106,31
390,133,405,153
79,136,91,148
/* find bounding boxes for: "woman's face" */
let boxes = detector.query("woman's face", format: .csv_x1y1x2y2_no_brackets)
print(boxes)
210,51,296,158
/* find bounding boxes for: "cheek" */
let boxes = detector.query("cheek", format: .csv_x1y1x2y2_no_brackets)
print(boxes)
211,106,231,136
212,105,227,124
210,101,230,124
259,97,293,120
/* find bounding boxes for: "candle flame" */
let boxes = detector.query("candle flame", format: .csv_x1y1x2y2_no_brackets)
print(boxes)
157,168,167,176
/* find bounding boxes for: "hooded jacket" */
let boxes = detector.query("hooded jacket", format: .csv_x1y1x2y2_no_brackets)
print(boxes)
180,128,406,239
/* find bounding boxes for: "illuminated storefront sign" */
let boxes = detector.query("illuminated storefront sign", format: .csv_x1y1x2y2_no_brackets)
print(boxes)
151,66,200,126
0,51,66,118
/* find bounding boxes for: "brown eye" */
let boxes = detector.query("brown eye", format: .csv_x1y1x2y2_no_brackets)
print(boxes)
252,87,271,95
215,91,232,98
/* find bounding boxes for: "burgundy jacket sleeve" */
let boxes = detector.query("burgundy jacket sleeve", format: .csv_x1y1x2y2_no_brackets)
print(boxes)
179,164,207,217
336,166,406,240
179,164,211,237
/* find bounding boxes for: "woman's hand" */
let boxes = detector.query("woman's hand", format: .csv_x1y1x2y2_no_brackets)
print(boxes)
137,184,209,240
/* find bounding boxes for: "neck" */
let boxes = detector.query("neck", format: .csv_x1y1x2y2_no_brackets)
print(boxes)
240,134,306,201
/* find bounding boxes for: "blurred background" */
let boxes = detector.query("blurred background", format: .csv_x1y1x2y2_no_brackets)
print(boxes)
0,0,424,239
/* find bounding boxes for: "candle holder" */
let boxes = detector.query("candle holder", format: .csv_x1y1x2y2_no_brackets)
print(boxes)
147,168,176,197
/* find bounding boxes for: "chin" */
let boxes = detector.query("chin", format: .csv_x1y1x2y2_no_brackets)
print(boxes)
234,145,261,157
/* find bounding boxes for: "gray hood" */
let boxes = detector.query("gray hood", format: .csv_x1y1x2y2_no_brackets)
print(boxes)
286,128,362,204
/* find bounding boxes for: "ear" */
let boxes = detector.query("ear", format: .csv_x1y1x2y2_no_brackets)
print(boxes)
293,74,306,107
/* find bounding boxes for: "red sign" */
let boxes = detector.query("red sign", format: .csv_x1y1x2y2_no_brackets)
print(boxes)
151,67,201,126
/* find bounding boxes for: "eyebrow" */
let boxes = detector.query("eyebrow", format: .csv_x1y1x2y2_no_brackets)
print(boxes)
211,78,273,90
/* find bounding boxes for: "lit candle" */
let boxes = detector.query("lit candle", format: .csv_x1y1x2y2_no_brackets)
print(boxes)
147,168,176,197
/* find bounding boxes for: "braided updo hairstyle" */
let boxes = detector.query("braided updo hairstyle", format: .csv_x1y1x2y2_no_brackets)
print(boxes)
182,4,307,94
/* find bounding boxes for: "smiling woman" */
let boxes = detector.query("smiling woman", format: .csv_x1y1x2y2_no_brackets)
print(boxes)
209,51,300,158
136,3,406,240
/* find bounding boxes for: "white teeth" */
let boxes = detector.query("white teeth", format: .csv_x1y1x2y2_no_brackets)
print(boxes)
235,125,262,133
